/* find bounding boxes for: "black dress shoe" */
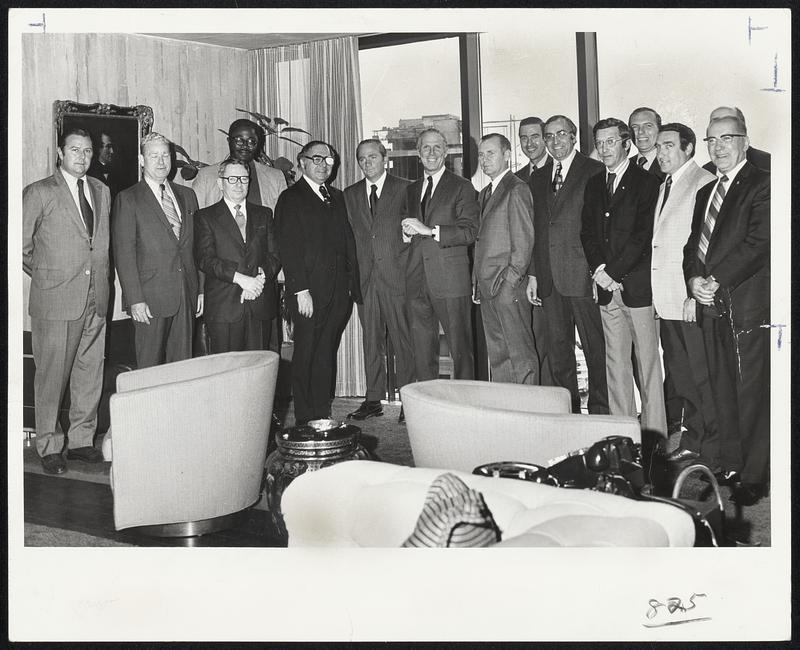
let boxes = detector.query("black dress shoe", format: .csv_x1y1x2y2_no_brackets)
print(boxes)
700,469,740,487
398,406,405,424
347,400,383,421
666,447,700,463
66,446,104,463
730,482,766,506
41,453,67,474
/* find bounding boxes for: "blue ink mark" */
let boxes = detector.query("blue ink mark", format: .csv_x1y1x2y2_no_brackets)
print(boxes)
748,16,768,46
762,53,786,92
762,323,787,349
28,12,46,32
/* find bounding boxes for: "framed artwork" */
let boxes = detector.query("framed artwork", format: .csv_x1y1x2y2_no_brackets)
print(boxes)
53,100,154,201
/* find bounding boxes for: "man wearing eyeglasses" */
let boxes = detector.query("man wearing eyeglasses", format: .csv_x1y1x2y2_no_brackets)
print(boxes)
526,115,608,414
192,119,288,213
580,118,665,441
683,115,770,506
275,141,360,425
701,107,770,174
343,139,414,422
402,128,479,381
113,132,203,368
628,107,665,181
194,160,280,353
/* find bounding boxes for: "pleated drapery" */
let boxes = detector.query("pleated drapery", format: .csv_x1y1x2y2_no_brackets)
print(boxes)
248,37,366,397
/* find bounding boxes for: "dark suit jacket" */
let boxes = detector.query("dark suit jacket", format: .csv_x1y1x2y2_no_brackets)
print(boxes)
528,152,604,298
406,169,479,299
474,171,534,297
88,160,121,199
581,162,660,307
112,179,201,317
703,146,771,174
274,178,360,308
344,173,411,297
23,171,111,320
514,155,552,185
194,199,281,322
630,153,665,181
683,162,770,328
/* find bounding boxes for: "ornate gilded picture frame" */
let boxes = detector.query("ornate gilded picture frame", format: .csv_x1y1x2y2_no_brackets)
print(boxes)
53,100,154,200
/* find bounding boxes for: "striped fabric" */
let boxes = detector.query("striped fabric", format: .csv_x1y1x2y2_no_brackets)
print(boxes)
698,175,728,263
402,473,502,548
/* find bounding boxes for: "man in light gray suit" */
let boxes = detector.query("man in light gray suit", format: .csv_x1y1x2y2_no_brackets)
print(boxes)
473,133,538,384
651,123,717,464
23,127,111,473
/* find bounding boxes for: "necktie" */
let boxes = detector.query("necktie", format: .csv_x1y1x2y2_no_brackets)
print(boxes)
552,161,563,193
369,183,378,218
421,175,433,222
234,203,246,241
697,175,728,264
160,183,182,239
247,162,262,205
605,172,616,201
319,184,332,206
659,175,672,214
482,183,493,213
77,178,94,238
637,155,647,168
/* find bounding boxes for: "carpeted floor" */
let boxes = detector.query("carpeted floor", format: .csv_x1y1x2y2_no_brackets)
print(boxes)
24,522,133,547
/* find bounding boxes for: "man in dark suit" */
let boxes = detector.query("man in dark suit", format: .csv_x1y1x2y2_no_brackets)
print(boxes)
473,133,537,384
113,132,203,368
401,128,479,381
275,140,360,425
581,118,665,438
194,159,280,353
628,107,665,181
23,127,111,473
343,139,414,421
526,114,608,414
683,114,770,506
702,106,771,173
88,131,121,200
514,116,551,184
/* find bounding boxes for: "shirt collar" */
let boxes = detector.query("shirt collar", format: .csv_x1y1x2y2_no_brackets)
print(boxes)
490,167,511,192
424,165,446,185
552,148,577,178
145,176,172,198
302,174,328,200
530,153,550,172
365,171,387,196
59,167,84,190
637,149,658,166
668,158,694,185
223,197,246,215
607,156,630,178
719,158,747,184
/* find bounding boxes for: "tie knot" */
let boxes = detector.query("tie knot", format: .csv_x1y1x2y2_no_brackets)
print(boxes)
665,175,672,185
234,203,241,211
370,184,377,192
608,172,616,180
637,156,646,167
720,175,729,183
426,175,433,186
77,178,84,188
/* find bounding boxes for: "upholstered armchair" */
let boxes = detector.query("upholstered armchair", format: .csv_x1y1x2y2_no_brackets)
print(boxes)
282,461,695,547
400,380,641,473
106,350,279,535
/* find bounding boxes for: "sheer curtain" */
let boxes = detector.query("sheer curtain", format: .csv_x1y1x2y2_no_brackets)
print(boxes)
248,36,366,397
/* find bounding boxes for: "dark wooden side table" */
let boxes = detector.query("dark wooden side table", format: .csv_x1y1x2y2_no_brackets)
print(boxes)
264,420,371,540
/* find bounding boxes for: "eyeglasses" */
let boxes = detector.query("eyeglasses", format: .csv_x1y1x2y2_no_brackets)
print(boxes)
220,175,250,185
702,134,746,146
595,137,626,150
230,136,258,147
543,130,572,143
304,155,335,166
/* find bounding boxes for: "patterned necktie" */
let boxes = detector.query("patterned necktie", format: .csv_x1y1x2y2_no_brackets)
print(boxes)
659,175,672,214
369,183,378,218
605,172,616,201
552,161,563,193
637,155,647,168
234,203,246,241
247,162,262,205
421,175,433,222
160,183,182,238
482,183,493,213
697,175,728,263
77,178,94,238
319,184,332,206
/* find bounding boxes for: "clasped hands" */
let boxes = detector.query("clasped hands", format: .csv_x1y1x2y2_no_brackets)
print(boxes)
688,275,719,307
401,218,433,239
236,267,266,303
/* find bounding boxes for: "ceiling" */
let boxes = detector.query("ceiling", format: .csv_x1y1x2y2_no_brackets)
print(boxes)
143,33,370,51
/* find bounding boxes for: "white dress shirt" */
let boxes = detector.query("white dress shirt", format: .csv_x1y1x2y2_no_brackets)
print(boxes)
551,148,578,184
365,171,387,201
60,168,94,228
145,177,182,218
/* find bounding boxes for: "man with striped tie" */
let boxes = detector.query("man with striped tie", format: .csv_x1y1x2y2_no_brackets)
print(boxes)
113,132,203,368
683,114,770,506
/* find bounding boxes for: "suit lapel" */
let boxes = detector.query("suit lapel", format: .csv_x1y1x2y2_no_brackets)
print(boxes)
86,177,104,240
53,171,90,238
609,163,634,208
218,200,246,249
138,180,174,236
707,163,751,255
426,169,450,219
552,155,579,216
354,178,373,230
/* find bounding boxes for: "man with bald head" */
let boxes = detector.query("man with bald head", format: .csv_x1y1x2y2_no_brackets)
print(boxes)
702,107,770,173
683,114,770,506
